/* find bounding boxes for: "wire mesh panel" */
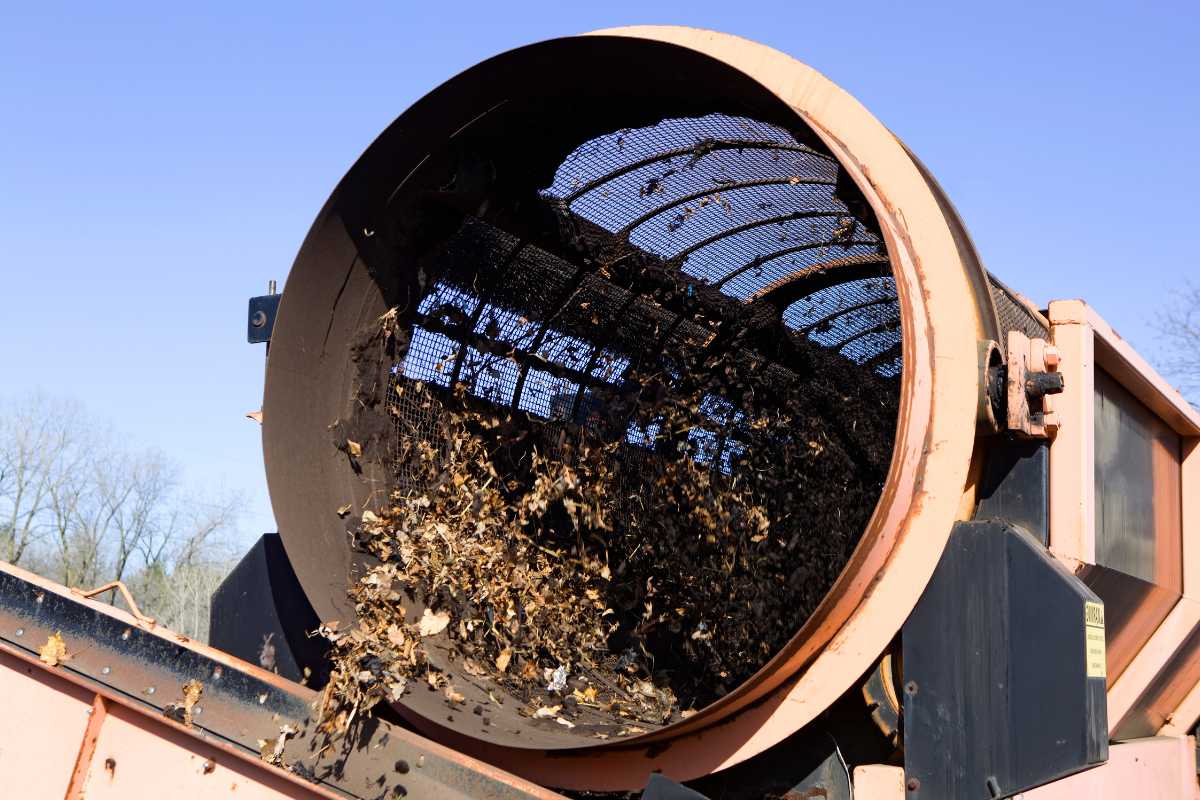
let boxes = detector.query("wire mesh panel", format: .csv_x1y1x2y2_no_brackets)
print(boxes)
364,110,905,729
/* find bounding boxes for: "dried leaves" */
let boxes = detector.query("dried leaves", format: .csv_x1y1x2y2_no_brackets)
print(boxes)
316,215,899,743
164,679,204,727
417,609,450,637
38,632,68,666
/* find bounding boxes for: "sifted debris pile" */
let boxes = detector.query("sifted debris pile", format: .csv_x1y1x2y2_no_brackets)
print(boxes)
314,231,899,743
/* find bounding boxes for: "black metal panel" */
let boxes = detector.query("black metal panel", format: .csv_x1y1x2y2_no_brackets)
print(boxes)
682,697,880,800
247,292,281,343
642,774,710,800
902,521,1107,799
975,438,1049,545
209,533,330,686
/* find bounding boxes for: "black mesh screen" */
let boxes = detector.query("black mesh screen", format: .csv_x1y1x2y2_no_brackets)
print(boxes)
369,110,904,719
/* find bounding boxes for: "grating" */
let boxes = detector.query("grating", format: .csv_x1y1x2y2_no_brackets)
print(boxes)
372,110,906,720
988,273,1049,345
390,111,906,550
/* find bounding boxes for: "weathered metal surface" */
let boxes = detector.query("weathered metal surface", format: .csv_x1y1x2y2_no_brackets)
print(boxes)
976,437,1050,545
1048,300,1200,740
902,521,1108,799
1019,737,1200,800
852,764,905,799
0,647,96,797
209,533,330,685
861,653,901,750
1006,330,1063,438
0,560,561,800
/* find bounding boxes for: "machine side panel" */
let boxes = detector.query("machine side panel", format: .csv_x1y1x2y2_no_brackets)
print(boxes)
0,648,95,799
1019,737,1199,800
903,521,1107,799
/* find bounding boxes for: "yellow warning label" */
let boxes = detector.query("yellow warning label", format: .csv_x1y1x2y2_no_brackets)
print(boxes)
1085,601,1106,679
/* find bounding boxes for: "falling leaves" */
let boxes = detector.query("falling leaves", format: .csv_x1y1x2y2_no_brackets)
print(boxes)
38,632,68,666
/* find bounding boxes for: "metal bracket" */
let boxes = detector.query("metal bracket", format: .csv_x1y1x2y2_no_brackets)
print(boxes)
1007,330,1064,438
247,280,281,344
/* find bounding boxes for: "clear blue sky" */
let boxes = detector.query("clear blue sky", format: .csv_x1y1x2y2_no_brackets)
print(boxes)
2,1,1197,548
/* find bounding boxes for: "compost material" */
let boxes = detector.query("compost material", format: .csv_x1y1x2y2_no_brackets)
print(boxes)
315,213,899,743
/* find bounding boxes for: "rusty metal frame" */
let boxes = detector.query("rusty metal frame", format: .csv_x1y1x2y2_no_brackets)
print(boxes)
1048,299,1200,739
0,559,561,800
1017,736,1200,800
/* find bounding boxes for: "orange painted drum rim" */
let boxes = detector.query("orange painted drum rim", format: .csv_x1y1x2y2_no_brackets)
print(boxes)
262,26,993,790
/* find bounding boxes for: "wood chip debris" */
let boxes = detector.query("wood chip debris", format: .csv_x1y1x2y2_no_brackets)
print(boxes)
313,215,898,745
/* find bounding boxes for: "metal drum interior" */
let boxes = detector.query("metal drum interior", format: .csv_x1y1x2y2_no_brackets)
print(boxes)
261,30,987,776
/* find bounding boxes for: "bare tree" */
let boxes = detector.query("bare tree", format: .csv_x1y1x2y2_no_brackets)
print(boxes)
0,392,246,640
1155,281,1200,405
124,494,243,641
0,395,82,565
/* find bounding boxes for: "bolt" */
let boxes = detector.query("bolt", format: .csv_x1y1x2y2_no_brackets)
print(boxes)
251,310,268,328
907,777,920,792
14,628,22,637
1043,346,1061,369
904,680,918,696
202,759,216,775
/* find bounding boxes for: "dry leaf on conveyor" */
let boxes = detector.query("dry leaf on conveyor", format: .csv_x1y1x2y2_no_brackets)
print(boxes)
38,632,68,666
257,724,297,765
164,679,204,726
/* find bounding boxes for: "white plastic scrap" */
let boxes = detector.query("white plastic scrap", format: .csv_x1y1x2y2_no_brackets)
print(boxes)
547,664,568,693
